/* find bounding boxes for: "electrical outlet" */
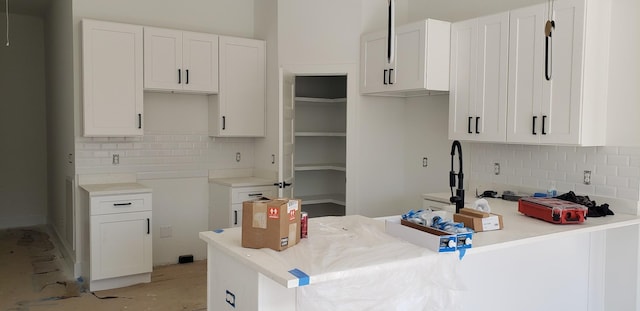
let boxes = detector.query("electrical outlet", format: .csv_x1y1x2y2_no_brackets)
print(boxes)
422,157,428,167
236,152,241,162
583,170,591,185
494,163,500,175
112,154,119,165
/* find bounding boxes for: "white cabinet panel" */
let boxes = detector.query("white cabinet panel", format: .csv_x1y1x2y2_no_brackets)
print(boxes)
360,19,450,96
81,188,153,291
506,5,545,144
209,36,266,137
507,0,609,146
90,211,152,280
82,19,143,137
144,27,218,94
183,32,219,93
360,32,388,94
449,13,508,142
210,184,276,229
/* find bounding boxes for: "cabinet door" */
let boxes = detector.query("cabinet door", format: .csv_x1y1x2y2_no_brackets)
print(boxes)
217,36,266,137
449,19,477,140
506,4,546,144
91,211,152,280
182,32,219,93
82,20,143,137
474,13,509,142
392,22,426,91
539,0,585,145
360,31,389,94
143,27,183,91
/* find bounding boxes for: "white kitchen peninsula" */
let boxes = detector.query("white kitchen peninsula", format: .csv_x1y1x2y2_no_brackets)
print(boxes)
200,197,640,311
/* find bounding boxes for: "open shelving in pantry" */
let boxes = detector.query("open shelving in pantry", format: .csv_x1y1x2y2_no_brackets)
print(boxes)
294,76,347,217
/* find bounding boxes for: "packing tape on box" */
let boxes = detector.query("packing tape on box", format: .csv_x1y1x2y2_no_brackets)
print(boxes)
288,268,310,286
472,198,491,213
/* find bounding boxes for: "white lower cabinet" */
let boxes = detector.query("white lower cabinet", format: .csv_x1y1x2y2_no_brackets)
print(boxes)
209,183,277,229
81,185,152,291
90,210,152,280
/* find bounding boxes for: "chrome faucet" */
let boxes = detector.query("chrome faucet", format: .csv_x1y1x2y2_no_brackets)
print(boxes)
449,140,464,214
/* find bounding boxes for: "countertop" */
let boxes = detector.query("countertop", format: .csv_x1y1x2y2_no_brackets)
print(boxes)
80,182,151,196
200,196,640,289
208,176,276,187
421,192,640,253
199,215,452,289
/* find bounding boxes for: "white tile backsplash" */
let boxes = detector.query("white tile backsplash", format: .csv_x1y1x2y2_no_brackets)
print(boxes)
75,135,255,176
468,143,640,201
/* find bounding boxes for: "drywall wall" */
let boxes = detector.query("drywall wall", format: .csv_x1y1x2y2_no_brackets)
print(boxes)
605,0,640,146
407,0,546,22
139,177,209,266
0,14,48,228
252,0,280,180
44,0,75,270
403,95,452,209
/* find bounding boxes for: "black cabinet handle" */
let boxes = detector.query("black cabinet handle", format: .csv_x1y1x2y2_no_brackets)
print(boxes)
532,116,538,135
475,117,480,134
248,193,263,197
389,68,394,84
178,69,181,84
138,113,142,129
383,69,388,85
468,117,472,134
113,202,132,206
542,115,547,135
147,218,150,234
222,116,226,130
234,211,238,225
186,69,189,84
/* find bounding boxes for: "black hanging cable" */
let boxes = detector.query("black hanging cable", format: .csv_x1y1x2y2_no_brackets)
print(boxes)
5,0,9,47
545,0,555,81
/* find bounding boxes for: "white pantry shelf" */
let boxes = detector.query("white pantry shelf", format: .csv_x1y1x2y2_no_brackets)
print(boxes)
295,132,346,137
295,96,347,104
297,193,346,206
295,163,346,172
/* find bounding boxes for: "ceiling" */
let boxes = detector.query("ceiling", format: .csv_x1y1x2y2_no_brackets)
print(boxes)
0,0,50,17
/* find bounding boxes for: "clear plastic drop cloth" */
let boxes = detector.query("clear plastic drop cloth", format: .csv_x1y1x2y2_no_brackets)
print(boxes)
263,215,464,311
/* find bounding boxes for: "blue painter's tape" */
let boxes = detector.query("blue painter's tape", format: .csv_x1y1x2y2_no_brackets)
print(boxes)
288,268,310,286
458,248,466,260
213,229,224,233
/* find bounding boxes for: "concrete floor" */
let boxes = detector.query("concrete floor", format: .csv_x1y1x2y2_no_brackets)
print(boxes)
0,226,206,311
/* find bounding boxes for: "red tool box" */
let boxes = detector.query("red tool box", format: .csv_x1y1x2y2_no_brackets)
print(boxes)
518,197,587,224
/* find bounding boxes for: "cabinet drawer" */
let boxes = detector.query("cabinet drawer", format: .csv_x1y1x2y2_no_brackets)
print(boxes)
231,186,277,203
91,193,152,215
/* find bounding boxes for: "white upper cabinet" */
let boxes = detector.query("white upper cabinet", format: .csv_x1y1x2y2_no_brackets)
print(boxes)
449,12,509,142
144,27,219,94
209,36,266,137
360,19,451,96
507,0,610,146
506,4,545,144
82,19,144,137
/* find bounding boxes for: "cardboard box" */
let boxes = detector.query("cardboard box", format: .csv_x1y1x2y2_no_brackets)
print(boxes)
385,218,468,252
453,208,503,232
241,198,301,251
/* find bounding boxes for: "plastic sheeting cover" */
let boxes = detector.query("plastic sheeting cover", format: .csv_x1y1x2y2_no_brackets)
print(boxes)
265,215,463,311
